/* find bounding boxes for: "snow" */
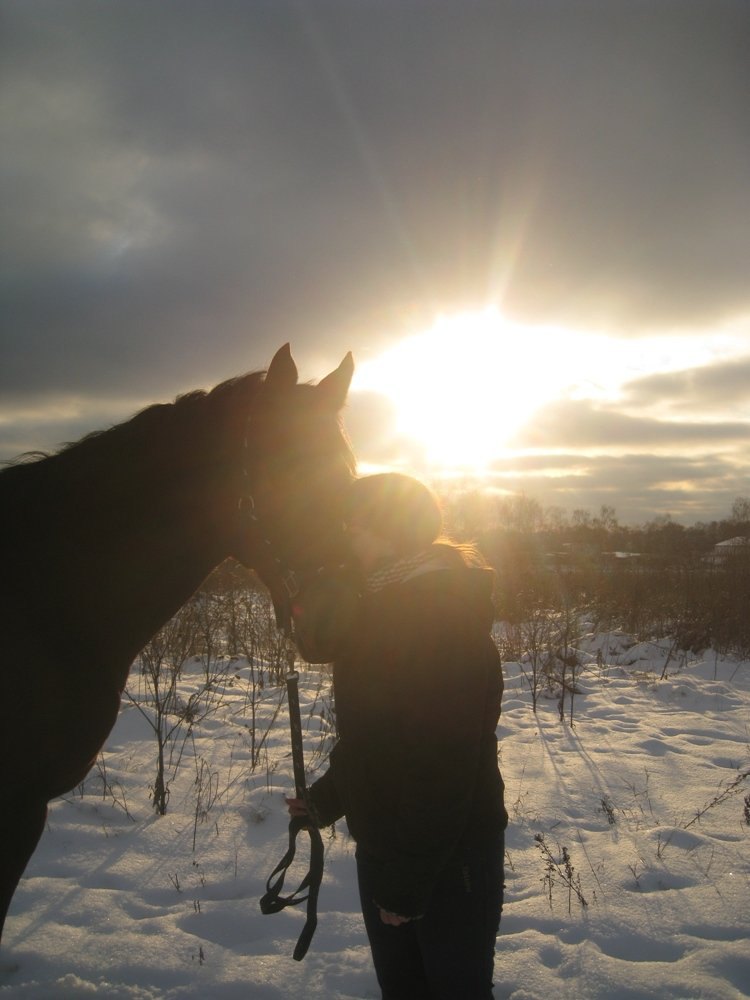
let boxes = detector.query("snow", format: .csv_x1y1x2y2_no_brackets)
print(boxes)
2,636,749,1000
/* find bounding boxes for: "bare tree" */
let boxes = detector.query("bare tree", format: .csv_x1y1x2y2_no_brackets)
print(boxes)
125,604,229,815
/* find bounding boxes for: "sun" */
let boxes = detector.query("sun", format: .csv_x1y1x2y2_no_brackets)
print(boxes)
353,308,572,471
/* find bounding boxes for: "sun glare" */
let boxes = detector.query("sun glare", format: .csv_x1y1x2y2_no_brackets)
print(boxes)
351,309,750,476
353,308,575,471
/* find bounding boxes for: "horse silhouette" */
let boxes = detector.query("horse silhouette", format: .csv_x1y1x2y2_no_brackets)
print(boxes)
0,344,355,943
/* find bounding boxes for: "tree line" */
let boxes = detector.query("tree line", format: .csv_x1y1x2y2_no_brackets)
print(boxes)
445,492,750,657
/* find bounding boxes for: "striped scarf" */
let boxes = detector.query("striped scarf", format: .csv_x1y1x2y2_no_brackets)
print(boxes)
365,550,442,593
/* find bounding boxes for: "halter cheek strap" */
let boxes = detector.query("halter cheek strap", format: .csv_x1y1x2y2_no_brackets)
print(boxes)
238,414,303,634
237,492,302,635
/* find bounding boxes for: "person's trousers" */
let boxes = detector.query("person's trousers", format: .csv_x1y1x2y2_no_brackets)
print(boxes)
356,836,505,1000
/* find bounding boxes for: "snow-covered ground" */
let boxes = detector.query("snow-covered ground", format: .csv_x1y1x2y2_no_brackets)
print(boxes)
2,630,749,999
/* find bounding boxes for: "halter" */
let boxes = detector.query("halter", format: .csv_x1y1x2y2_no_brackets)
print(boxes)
237,491,301,636
237,414,306,636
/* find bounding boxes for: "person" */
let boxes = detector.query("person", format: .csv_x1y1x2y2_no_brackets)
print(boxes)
287,472,507,1000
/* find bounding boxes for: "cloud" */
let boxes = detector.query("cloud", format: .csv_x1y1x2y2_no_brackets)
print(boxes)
622,356,750,413
496,397,750,522
2,2,749,398
0,393,154,459
483,451,748,524
511,399,750,450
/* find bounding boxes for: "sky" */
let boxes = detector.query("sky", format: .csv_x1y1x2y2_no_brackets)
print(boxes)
1,0,749,525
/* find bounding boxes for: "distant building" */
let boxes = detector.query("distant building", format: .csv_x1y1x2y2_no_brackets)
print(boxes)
545,543,644,573
705,536,750,565
603,551,643,561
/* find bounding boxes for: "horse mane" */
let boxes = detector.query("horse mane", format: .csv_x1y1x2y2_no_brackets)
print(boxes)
0,368,354,538
0,370,268,489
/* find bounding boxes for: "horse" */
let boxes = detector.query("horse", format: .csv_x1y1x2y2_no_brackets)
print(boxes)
0,343,355,943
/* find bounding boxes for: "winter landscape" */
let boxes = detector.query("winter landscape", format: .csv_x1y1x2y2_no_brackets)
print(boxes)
3,7,748,998
2,610,748,1000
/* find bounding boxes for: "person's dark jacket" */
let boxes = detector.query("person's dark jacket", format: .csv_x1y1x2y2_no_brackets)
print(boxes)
296,554,507,919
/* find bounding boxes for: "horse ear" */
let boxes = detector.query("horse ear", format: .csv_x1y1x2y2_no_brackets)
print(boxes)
265,343,299,391
317,352,354,410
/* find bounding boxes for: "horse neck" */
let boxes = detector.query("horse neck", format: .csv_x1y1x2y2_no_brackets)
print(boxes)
13,406,245,675
97,487,232,651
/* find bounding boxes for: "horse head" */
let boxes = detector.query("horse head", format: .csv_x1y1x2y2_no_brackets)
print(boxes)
216,344,356,629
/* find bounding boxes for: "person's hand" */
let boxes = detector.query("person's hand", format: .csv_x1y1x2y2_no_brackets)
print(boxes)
285,796,309,818
378,908,412,926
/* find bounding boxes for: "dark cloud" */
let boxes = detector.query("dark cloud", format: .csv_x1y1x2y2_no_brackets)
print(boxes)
2,1,749,520
3,4,749,380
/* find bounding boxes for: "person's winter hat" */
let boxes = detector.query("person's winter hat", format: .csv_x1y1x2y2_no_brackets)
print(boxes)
345,473,443,555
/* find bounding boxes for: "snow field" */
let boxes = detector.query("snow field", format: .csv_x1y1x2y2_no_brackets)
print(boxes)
2,635,749,999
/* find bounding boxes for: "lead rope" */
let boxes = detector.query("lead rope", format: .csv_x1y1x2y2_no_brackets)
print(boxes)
259,639,325,961
240,420,324,959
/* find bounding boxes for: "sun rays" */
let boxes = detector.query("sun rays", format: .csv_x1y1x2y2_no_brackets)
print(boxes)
350,309,750,486
353,308,578,471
